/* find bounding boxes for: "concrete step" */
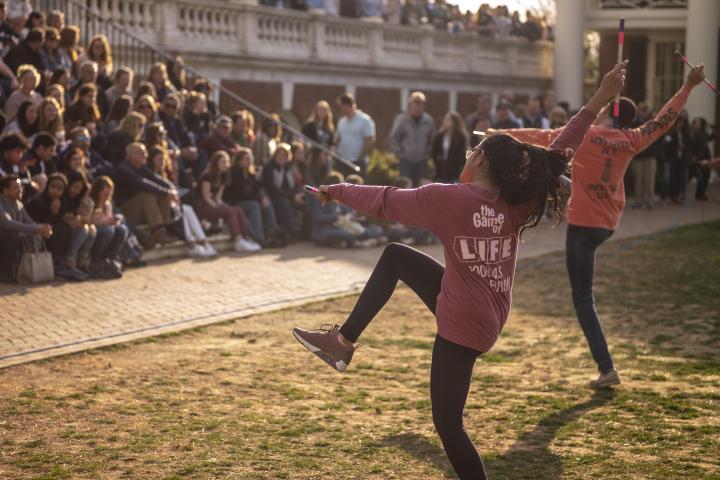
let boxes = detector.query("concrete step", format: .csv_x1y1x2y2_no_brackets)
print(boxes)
141,234,235,262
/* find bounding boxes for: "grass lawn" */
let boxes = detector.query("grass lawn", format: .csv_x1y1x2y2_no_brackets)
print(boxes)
1,221,719,479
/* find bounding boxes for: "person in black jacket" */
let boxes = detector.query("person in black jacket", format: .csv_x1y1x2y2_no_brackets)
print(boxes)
2,28,43,75
689,117,712,200
113,142,177,247
301,100,334,148
431,112,468,183
223,148,281,244
663,111,692,204
262,143,303,239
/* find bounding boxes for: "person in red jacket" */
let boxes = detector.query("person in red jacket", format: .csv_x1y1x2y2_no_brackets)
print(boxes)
489,64,707,390
292,63,628,480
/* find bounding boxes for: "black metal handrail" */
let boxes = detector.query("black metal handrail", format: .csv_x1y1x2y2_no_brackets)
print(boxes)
34,0,359,172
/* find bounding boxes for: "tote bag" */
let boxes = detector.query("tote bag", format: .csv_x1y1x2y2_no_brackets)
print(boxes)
17,236,54,284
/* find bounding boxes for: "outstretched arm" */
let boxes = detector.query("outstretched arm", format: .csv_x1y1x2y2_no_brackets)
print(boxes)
626,64,705,153
321,183,445,233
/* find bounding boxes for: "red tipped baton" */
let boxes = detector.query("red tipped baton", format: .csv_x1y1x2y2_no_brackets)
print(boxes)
675,50,719,95
613,18,625,129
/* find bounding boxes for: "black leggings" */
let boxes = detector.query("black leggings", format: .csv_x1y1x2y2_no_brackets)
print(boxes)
340,243,487,480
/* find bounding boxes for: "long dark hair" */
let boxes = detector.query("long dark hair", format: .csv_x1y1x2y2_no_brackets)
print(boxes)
63,168,90,212
16,101,39,138
480,133,569,232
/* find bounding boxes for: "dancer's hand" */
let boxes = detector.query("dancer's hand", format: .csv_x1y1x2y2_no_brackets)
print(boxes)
685,64,705,89
597,60,628,102
317,185,332,206
586,60,628,115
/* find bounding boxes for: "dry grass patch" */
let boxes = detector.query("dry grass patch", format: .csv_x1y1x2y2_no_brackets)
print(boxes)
1,221,719,479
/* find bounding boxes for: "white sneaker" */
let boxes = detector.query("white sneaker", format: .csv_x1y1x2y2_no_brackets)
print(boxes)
234,238,253,252
202,243,218,257
189,244,206,258
245,239,262,251
590,370,621,390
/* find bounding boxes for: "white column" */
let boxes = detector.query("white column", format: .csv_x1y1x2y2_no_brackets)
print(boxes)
554,0,584,110
345,85,357,97
400,88,409,111
684,0,718,133
282,82,294,111
449,91,458,112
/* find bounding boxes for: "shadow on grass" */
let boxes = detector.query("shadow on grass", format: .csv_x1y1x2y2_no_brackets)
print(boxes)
381,390,615,480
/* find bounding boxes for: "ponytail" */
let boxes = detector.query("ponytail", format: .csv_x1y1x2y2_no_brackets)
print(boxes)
482,134,570,232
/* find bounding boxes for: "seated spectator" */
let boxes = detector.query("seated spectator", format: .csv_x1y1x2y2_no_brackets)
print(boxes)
103,94,131,133
25,131,57,189
87,175,127,278
307,171,376,248
146,62,176,102
113,142,177,249
199,115,240,157
166,56,186,91
57,25,80,73
4,99,38,139
61,169,95,274
229,109,255,148
38,96,64,142
6,1,31,35
0,173,52,282
192,78,217,118
159,92,201,178
64,126,112,178
262,143,304,240
26,171,83,280
134,81,157,102
183,91,211,145
361,0,383,19
301,100,334,148
46,9,64,31
223,147,281,245
0,3,21,57
78,34,112,89
0,132,33,198
104,111,145,166
307,146,331,186
39,26,61,72
3,63,40,120
291,141,309,186
22,11,44,36
492,101,520,129
134,93,157,124
48,68,69,106
431,111,468,183
60,146,88,178
195,150,260,252
2,27,43,74
104,66,133,108
64,83,101,132
148,146,216,258
253,113,281,167
69,60,109,115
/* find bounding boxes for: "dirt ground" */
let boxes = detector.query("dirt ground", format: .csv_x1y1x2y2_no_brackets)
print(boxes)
1,222,719,479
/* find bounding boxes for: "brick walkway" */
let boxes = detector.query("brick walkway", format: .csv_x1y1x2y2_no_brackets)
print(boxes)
1,196,719,369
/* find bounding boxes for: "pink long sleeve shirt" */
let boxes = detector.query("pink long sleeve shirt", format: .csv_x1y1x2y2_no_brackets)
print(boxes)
326,108,597,353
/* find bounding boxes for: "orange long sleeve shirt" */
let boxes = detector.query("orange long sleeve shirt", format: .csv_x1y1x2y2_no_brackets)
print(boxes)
505,84,692,230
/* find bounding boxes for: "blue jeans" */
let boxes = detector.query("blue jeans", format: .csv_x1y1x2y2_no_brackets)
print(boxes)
400,160,427,187
66,226,96,265
566,225,615,373
92,224,128,264
272,196,296,236
239,200,279,242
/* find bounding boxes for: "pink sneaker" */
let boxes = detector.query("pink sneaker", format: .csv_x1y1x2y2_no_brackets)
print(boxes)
292,324,357,372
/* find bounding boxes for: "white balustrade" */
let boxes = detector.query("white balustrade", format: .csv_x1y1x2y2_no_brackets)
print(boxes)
99,1,553,80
